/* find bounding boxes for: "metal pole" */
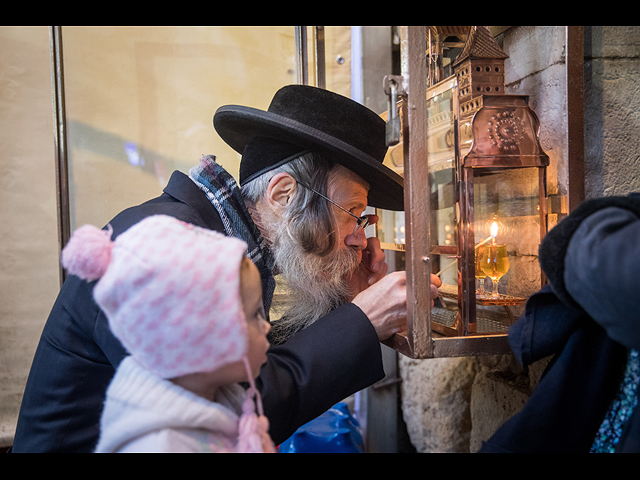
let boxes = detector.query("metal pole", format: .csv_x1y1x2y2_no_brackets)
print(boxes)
294,26,308,85
566,26,585,211
50,26,71,286
315,26,326,89
399,26,432,358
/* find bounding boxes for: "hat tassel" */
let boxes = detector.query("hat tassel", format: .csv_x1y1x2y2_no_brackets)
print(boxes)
235,357,276,453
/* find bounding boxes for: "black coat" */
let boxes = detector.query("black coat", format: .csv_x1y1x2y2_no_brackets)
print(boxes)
12,171,385,452
480,194,640,453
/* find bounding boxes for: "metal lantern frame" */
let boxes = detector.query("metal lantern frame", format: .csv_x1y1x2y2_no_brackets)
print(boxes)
455,91,549,337
381,26,580,359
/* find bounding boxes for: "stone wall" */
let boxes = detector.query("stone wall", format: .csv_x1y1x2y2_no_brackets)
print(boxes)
399,26,640,453
584,26,640,197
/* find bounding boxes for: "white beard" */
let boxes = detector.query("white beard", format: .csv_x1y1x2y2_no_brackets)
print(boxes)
267,224,361,345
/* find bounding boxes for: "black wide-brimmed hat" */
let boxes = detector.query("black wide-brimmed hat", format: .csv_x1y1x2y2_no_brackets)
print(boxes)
213,85,404,211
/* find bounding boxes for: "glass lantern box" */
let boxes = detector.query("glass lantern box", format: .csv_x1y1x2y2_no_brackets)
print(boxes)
377,70,549,358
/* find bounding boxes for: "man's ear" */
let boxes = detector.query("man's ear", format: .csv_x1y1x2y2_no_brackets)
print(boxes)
266,172,297,211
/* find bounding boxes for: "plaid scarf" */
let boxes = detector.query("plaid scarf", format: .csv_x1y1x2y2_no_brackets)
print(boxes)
189,155,275,320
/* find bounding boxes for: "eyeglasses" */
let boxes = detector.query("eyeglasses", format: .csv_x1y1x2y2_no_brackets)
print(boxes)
296,180,369,236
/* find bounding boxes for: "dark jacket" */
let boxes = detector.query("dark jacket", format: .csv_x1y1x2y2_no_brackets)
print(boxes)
480,194,640,453
12,171,384,452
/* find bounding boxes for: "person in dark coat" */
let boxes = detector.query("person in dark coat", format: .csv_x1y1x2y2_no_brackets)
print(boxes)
480,193,640,453
12,85,440,452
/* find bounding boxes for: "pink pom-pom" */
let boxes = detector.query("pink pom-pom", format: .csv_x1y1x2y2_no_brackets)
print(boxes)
235,391,276,453
62,224,114,282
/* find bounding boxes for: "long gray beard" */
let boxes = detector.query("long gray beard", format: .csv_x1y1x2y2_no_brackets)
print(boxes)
267,226,361,345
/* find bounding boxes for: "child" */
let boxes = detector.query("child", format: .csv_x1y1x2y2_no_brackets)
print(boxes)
61,214,275,453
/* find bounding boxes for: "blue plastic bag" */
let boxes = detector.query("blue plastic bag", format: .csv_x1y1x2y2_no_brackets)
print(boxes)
279,403,364,453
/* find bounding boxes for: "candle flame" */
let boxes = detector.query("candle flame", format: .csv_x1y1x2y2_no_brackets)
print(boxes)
490,221,499,237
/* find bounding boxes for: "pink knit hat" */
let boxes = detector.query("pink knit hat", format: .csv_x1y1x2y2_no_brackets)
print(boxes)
62,215,276,452
63,215,250,379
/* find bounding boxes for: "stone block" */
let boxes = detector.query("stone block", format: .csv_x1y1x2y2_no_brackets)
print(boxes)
399,356,478,453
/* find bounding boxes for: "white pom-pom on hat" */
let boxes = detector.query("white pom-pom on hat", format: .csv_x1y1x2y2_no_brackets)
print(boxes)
62,224,114,282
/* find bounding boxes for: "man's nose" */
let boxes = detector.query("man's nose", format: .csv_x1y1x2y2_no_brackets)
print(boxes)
344,228,367,250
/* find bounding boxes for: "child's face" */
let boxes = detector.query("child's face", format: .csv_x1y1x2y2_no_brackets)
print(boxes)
240,258,270,379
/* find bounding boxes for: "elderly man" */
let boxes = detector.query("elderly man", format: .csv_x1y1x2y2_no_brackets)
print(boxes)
12,85,441,452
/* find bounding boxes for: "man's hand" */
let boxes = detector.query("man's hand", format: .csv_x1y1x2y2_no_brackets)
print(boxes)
346,215,389,300
352,271,407,341
347,212,443,341
430,273,442,304
352,272,443,342
360,235,389,285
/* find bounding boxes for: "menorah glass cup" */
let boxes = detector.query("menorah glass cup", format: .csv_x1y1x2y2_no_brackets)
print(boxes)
475,245,486,296
479,244,510,299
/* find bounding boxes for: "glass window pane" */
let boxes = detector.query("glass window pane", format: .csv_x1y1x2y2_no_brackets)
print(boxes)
0,26,60,447
427,82,458,287
473,167,541,301
61,26,296,230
